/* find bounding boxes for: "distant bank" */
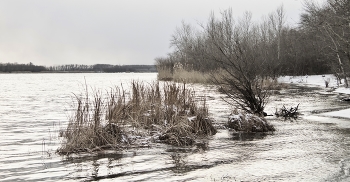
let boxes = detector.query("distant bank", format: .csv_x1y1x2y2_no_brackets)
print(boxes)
0,63,157,73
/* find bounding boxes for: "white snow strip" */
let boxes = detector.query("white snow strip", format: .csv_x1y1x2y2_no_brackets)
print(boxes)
334,87,350,95
322,108,350,119
278,74,340,88
279,74,350,119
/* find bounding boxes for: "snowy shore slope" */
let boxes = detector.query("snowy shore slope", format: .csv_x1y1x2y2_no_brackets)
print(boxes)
278,75,350,119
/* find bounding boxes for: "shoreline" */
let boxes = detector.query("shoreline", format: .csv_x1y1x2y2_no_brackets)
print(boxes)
0,71,158,74
279,75,350,120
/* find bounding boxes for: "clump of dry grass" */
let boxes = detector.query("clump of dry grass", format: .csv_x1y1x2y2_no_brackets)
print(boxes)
58,81,216,154
158,88,217,146
58,88,130,155
227,110,275,132
160,119,195,146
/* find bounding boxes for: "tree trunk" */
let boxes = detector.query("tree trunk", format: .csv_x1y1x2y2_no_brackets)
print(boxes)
336,52,349,87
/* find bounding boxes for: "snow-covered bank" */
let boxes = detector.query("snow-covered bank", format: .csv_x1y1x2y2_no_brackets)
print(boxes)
334,87,350,95
278,74,336,87
322,108,350,119
278,74,350,119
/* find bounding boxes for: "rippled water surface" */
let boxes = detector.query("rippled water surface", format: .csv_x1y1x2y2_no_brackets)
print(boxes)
1,73,350,181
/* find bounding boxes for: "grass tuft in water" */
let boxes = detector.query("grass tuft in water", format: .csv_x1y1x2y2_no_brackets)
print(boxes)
227,110,275,132
57,81,216,155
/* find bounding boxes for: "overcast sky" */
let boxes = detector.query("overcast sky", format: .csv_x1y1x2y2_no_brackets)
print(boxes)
0,0,324,66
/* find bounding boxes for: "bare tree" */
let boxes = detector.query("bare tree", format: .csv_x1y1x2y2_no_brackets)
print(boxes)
302,0,350,87
156,6,312,114
269,5,286,61
170,21,219,72
204,10,270,115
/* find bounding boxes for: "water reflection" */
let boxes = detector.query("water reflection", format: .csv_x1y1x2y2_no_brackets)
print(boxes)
91,160,99,179
63,152,124,164
165,141,209,154
170,153,189,173
230,132,268,141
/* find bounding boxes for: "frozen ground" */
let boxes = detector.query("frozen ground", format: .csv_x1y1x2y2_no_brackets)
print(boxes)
278,74,350,119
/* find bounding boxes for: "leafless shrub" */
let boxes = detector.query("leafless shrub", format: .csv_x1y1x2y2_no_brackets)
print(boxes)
156,7,290,115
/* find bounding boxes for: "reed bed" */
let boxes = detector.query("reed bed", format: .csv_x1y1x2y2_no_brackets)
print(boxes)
58,81,216,155
157,68,212,84
173,70,211,84
157,68,173,81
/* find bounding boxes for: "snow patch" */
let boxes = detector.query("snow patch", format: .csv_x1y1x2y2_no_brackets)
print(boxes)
334,87,350,95
322,108,350,119
278,74,340,88
279,74,350,119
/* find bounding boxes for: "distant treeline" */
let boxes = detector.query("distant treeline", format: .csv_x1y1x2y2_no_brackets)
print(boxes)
156,1,349,79
0,62,46,72
0,63,157,73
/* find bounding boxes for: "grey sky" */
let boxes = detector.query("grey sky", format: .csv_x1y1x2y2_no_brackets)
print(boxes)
0,0,323,66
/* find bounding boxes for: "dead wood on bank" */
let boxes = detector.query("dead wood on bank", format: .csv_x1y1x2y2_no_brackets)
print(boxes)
275,104,300,119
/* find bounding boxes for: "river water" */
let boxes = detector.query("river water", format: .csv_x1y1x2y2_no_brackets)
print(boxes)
1,73,350,181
